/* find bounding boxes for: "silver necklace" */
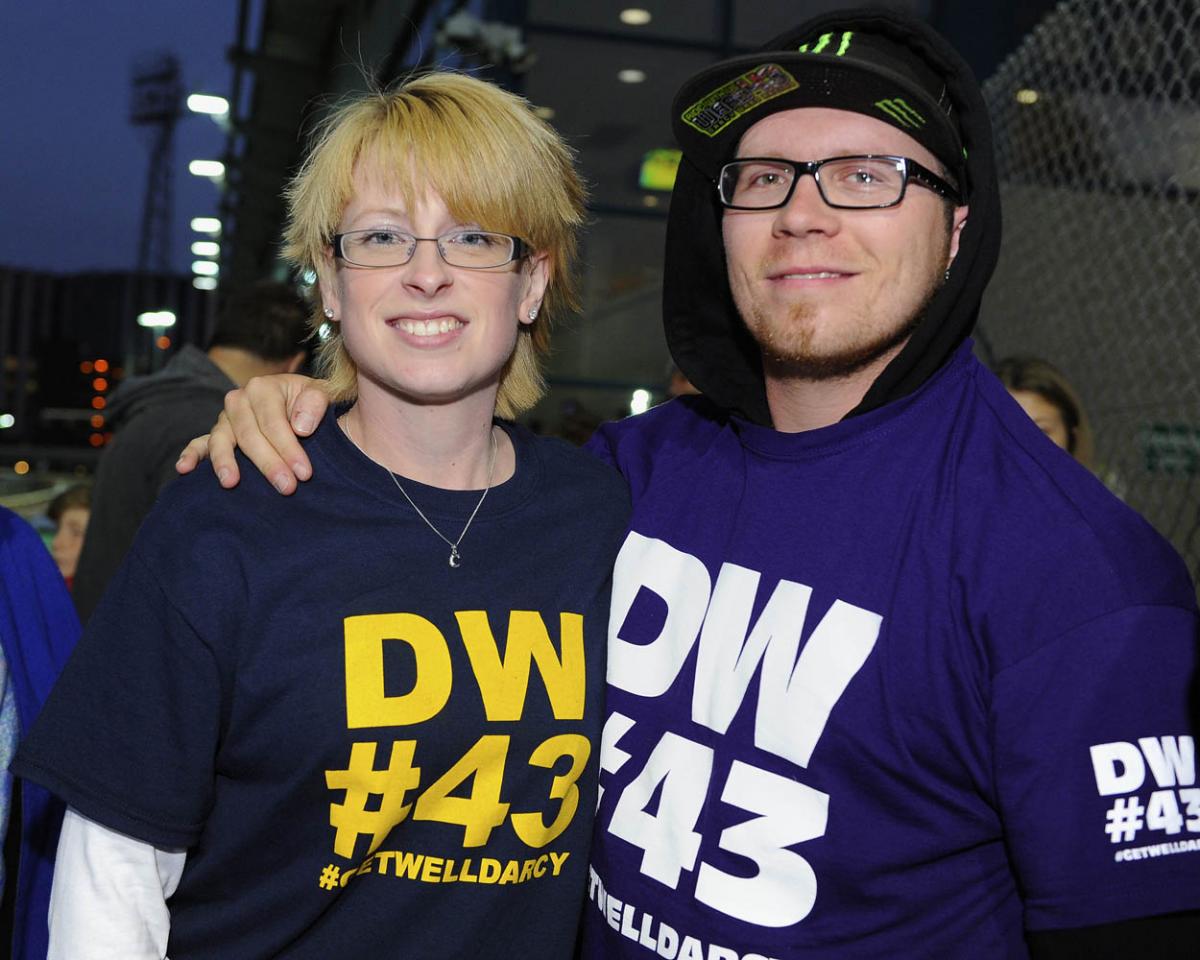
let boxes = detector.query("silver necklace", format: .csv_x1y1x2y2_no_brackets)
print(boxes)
342,417,497,568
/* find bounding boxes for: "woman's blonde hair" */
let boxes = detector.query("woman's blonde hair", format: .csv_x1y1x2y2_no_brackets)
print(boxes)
283,72,586,418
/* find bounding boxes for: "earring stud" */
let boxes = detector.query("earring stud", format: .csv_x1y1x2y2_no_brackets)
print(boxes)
527,307,539,321
323,306,334,319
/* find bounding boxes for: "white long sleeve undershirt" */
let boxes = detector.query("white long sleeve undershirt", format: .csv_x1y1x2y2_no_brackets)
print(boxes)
48,807,187,960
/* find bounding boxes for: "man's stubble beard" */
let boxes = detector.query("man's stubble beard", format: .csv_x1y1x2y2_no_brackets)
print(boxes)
740,247,950,382
748,295,923,381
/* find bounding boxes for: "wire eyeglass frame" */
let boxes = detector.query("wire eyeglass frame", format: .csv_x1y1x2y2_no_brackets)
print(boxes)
332,228,529,269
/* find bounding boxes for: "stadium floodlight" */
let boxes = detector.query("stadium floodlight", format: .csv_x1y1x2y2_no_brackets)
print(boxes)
187,93,230,116
189,159,225,178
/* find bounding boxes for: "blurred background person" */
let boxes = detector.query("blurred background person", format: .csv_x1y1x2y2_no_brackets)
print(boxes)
46,485,91,591
71,281,310,623
995,355,1095,468
0,506,80,960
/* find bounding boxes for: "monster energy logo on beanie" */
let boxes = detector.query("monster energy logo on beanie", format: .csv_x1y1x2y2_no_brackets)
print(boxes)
875,98,926,129
796,31,856,56
797,32,927,131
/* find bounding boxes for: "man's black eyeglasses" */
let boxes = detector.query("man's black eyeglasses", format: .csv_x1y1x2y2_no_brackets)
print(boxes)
718,155,962,210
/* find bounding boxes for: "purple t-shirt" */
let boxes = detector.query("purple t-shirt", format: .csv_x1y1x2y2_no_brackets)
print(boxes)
581,343,1200,959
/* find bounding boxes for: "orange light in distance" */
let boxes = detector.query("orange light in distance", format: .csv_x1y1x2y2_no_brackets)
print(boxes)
91,397,107,410
89,433,104,447
90,414,105,428
156,335,171,350
80,361,94,374
13,461,30,475
94,359,109,373
92,377,108,392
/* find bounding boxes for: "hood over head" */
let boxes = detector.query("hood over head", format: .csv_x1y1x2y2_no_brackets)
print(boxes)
663,6,1001,424
104,345,235,430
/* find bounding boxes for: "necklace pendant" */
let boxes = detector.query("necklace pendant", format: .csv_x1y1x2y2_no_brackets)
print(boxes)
345,418,496,572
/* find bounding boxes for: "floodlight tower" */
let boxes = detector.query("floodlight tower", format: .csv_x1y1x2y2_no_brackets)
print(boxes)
131,54,183,274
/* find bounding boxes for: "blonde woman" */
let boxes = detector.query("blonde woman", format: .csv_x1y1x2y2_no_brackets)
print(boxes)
16,73,628,959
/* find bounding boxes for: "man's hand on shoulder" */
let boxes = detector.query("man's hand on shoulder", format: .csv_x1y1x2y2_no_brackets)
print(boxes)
174,374,331,494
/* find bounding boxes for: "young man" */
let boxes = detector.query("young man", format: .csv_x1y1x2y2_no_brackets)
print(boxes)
71,281,310,623
179,9,1200,957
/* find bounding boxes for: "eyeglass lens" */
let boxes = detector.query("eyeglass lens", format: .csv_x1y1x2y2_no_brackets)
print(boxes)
720,157,908,209
340,229,516,268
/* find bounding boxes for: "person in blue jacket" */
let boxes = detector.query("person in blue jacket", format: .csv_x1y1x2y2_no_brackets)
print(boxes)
0,505,79,960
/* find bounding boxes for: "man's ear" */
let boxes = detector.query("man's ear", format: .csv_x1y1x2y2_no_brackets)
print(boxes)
947,205,970,265
518,251,551,326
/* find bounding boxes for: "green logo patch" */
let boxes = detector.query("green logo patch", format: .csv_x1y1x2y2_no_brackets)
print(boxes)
797,31,855,56
681,63,798,138
874,98,926,129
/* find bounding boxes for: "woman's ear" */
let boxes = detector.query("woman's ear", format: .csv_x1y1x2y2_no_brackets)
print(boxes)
316,248,341,320
519,251,551,326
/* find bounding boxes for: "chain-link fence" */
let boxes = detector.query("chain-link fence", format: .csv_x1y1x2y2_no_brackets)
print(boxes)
978,0,1200,590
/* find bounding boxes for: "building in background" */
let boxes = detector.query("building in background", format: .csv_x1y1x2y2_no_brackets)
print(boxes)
0,268,211,471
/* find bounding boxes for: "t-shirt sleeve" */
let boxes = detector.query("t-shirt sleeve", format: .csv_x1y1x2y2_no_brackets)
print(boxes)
13,546,226,849
583,425,618,469
990,602,1200,930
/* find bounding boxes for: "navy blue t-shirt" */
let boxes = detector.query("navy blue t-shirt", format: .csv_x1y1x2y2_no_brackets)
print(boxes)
581,342,1200,959
16,412,630,959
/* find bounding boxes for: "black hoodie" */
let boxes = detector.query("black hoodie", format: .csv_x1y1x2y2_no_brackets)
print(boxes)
72,345,235,622
662,7,1002,426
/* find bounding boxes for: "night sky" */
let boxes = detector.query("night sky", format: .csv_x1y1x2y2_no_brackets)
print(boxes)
1,1,239,276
